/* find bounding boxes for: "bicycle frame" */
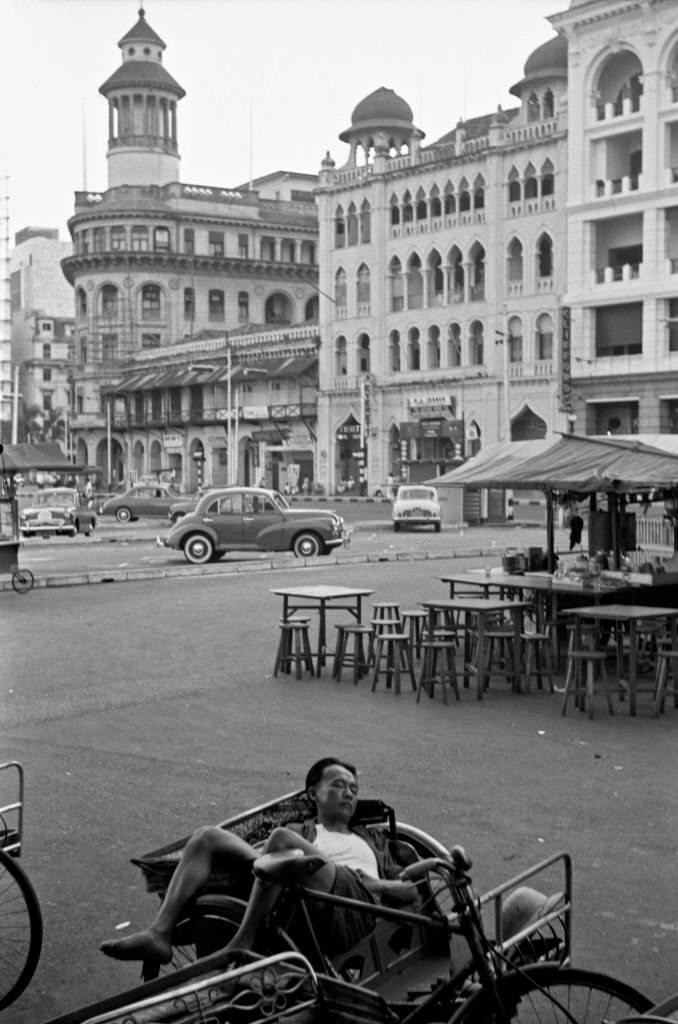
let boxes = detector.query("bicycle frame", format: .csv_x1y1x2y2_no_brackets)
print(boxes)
0,761,24,856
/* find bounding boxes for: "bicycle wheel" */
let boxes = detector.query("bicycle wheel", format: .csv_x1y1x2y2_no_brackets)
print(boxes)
147,895,246,980
447,965,652,1024
11,569,34,595
0,848,43,1010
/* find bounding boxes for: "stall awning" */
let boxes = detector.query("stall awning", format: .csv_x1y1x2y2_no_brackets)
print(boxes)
0,443,83,472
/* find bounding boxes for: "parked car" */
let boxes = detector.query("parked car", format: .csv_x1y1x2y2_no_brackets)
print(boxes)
19,487,97,538
160,487,349,564
100,482,181,523
168,487,211,524
392,484,441,532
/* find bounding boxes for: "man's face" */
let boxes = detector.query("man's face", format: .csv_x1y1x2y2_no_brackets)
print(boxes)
310,764,359,826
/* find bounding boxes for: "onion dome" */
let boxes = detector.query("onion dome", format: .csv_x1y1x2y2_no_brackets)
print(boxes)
510,34,568,97
340,87,418,141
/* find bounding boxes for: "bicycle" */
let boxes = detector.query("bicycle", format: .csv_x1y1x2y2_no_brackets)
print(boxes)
0,762,43,1010
10,563,35,594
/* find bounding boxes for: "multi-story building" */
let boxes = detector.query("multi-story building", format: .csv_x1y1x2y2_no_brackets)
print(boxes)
316,40,569,492
62,8,320,490
551,0,678,437
10,227,74,444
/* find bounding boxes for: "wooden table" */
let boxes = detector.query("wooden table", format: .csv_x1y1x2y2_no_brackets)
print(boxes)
270,585,375,675
569,604,678,716
419,597,528,699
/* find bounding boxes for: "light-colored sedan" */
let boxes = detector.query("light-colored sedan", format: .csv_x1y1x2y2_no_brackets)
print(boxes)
392,485,441,533
100,483,181,523
19,487,97,538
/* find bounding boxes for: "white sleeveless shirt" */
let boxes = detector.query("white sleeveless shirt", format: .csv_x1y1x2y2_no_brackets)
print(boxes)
313,824,379,879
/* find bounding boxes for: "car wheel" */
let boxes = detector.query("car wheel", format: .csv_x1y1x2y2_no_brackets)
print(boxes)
434,522,441,533
183,534,214,564
68,527,77,538
292,532,322,558
116,507,133,524
393,522,401,533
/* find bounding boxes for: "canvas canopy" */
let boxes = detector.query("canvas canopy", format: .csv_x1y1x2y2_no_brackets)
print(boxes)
429,434,678,495
0,443,81,473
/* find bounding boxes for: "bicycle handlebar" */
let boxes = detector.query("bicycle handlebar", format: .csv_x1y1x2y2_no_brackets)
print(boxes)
399,845,473,882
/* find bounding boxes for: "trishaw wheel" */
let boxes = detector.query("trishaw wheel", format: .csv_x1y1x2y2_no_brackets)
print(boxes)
0,848,43,1010
160,895,247,976
11,569,34,594
446,965,652,1024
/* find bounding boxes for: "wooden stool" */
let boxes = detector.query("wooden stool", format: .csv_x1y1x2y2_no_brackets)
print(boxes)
401,609,428,659
561,649,613,719
371,632,416,695
521,631,555,693
273,619,314,680
371,602,402,636
417,638,460,705
653,644,678,715
332,624,373,684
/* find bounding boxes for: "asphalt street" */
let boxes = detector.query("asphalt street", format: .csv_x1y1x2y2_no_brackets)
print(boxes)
1,524,676,1023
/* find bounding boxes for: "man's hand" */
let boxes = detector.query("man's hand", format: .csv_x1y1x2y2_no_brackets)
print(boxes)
355,872,418,905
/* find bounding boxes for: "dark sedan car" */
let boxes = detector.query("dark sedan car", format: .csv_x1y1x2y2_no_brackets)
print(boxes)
160,487,349,563
100,483,181,523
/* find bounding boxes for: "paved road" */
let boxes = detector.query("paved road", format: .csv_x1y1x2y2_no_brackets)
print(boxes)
2,549,677,1023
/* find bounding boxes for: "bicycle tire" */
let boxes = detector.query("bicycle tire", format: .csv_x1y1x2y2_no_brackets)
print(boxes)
445,964,652,1024
0,848,43,1010
11,569,34,595
147,894,247,980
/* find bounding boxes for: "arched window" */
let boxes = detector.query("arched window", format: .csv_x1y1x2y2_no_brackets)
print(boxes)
416,188,427,221
335,268,347,309
390,195,400,226
427,325,441,369
537,234,553,278
357,332,370,373
449,245,464,300
508,315,523,363
100,284,119,319
430,185,442,218
524,163,538,200
407,253,423,309
335,335,347,376
335,206,345,248
470,242,485,300
389,330,401,372
402,190,413,223
458,178,471,212
141,284,162,320
264,292,292,324
535,313,553,361
541,159,555,197
596,51,644,116
508,167,521,203
346,203,359,246
238,291,249,321
360,199,371,243
76,288,87,318
428,249,444,304
389,256,404,312
208,288,224,321
444,183,456,215
527,92,540,122
407,327,421,371
356,263,370,306
304,295,318,321
448,322,462,367
542,89,554,118
507,237,524,282
469,321,484,365
473,175,485,210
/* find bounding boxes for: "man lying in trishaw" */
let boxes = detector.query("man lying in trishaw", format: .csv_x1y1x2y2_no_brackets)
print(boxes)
45,757,652,1024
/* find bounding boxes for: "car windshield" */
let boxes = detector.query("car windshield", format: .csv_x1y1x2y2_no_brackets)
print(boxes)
399,488,436,501
34,492,75,508
272,491,290,510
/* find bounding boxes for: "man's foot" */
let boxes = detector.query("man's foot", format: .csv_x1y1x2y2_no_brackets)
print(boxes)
100,927,173,964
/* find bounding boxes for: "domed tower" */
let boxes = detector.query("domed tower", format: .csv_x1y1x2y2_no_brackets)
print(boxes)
339,86,424,166
509,34,568,121
99,6,185,188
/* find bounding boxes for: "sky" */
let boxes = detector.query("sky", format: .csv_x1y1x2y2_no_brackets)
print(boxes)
1,0,562,242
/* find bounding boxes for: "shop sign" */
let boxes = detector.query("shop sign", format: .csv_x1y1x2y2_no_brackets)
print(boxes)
163,433,184,450
336,423,361,439
241,405,268,420
409,395,456,417
560,307,572,412
287,431,312,447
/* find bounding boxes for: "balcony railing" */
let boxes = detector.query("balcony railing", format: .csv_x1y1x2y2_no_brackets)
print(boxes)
594,262,641,284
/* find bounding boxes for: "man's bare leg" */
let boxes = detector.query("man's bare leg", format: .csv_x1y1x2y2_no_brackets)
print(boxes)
100,827,258,963
224,827,335,953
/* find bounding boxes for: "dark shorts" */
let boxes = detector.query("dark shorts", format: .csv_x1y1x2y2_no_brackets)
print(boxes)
307,865,377,956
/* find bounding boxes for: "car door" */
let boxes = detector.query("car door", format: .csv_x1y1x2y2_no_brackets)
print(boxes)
128,486,154,516
240,493,284,549
203,493,243,547
148,486,173,516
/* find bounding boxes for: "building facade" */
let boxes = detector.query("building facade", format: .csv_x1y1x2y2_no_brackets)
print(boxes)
10,227,74,445
63,8,320,489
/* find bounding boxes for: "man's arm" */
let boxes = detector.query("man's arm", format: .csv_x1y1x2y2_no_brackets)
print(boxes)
354,871,419,906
